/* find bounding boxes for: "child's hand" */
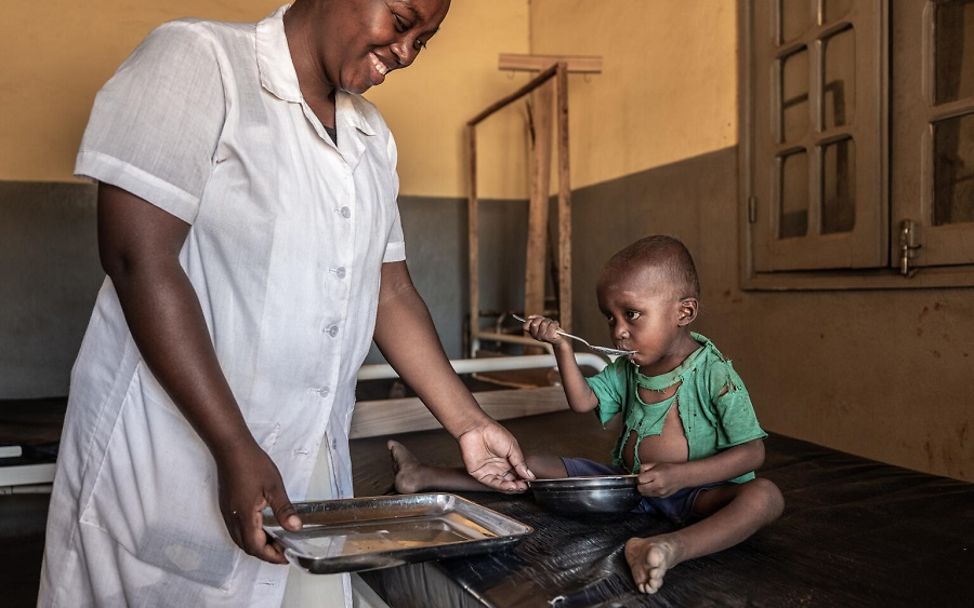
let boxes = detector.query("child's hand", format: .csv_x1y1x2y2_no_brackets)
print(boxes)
520,315,566,347
636,462,685,498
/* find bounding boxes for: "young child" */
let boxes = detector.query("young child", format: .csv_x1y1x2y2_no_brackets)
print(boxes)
388,235,784,594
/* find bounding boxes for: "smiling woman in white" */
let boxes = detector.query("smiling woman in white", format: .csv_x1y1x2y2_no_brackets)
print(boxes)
38,2,534,607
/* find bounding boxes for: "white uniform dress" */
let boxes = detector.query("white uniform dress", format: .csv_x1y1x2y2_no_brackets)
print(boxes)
39,5,403,607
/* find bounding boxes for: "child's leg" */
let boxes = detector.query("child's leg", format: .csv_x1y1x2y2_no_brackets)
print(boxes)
387,441,568,493
625,477,784,594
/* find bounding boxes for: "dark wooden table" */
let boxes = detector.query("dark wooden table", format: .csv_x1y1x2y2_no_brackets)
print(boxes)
351,409,974,608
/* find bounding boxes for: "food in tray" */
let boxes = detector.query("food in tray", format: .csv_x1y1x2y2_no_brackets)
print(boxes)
263,493,533,574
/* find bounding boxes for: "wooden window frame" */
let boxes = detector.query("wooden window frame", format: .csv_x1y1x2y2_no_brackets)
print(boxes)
738,0,974,290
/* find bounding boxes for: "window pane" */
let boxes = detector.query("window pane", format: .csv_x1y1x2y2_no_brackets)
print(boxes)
933,113,974,226
781,0,814,43
824,27,856,129
935,0,974,105
822,138,856,233
780,151,809,238
823,0,854,23
782,48,809,142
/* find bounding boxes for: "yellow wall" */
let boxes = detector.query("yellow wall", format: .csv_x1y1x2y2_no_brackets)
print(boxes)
367,1,530,199
529,0,738,189
0,1,280,183
0,0,530,199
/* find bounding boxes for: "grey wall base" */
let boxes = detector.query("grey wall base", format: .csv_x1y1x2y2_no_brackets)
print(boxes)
0,180,527,396
1,181,101,398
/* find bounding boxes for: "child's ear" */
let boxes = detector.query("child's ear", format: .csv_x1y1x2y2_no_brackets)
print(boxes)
677,297,698,326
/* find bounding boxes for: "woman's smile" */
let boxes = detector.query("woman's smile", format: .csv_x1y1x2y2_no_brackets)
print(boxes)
368,51,391,85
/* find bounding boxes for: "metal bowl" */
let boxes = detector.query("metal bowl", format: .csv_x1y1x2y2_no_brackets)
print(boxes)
529,475,642,515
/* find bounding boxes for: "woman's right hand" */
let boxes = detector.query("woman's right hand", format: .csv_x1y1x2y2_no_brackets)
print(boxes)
214,441,302,564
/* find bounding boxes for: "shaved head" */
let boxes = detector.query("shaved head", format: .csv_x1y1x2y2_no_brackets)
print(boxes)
598,235,699,300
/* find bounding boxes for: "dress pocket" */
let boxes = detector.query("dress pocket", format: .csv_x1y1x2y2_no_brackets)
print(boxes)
79,365,281,590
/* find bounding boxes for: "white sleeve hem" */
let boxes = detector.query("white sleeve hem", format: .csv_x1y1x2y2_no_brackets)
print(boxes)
382,240,406,263
75,150,201,224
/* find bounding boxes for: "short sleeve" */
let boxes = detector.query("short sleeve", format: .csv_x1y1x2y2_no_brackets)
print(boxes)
382,130,406,263
707,361,767,449
75,21,227,224
586,357,629,425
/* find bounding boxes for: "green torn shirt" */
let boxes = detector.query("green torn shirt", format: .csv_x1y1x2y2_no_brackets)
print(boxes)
586,332,767,484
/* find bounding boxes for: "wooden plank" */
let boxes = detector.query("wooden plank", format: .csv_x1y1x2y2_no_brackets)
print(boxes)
468,64,558,126
556,63,573,332
499,53,603,74
349,386,569,439
525,79,554,322
467,124,479,356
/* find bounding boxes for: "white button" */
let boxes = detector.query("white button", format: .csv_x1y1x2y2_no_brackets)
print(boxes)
328,325,339,337
339,206,351,218
316,387,329,397
332,267,346,279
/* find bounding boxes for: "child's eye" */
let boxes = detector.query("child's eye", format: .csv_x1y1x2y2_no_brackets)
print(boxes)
413,38,428,51
625,311,641,321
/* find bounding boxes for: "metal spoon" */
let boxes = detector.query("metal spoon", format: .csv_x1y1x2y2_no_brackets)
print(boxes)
511,314,638,357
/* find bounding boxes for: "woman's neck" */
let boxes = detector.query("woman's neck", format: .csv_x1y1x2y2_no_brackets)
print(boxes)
283,2,337,105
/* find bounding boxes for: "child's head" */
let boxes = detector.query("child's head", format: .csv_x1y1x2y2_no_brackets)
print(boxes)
596,235,700,368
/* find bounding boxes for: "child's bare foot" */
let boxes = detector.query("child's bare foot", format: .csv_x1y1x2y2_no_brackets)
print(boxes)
387,440,426,494
624,535,681,594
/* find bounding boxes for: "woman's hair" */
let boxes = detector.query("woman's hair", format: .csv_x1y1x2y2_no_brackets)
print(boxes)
600,235,700,299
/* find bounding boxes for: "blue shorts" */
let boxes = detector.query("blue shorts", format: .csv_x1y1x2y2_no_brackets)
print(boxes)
561,457,722,524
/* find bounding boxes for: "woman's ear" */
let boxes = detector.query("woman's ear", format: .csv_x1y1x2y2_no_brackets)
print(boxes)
677,297,698,326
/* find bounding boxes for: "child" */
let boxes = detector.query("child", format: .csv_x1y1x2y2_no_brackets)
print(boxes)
388,235,783,594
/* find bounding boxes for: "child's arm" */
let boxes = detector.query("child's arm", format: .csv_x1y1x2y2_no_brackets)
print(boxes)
637,439,765,497
522,315,599,413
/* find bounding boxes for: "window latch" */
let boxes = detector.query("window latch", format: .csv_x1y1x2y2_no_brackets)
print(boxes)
899,219,922,277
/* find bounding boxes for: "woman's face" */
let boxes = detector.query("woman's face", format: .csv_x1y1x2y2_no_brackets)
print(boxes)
320,0,450,94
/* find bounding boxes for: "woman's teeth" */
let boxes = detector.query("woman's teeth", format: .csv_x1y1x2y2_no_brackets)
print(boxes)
370,53,389,75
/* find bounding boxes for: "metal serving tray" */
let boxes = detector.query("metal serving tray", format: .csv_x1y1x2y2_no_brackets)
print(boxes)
263,493,533,574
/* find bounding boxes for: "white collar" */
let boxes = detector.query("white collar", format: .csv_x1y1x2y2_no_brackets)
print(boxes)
256,5,376,137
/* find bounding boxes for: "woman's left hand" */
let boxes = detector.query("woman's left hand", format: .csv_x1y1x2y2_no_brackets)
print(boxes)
457,422,535,493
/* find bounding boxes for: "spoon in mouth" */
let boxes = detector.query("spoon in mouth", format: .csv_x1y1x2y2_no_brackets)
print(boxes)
511,314,638,358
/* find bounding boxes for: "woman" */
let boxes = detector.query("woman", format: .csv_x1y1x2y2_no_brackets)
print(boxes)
39,1,532,606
